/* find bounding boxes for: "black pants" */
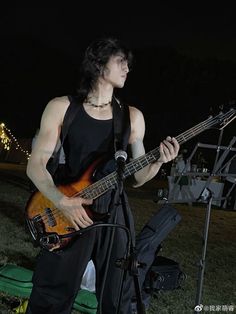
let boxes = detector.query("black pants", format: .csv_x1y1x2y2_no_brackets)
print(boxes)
26,199,135,314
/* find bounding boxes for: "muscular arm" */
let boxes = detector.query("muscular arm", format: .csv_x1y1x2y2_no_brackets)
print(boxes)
27,97,68,204
128,106,179,187
26,97,93,230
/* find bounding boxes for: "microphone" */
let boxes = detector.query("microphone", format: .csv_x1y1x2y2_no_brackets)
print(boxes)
115,150,127,174
115,150,127,163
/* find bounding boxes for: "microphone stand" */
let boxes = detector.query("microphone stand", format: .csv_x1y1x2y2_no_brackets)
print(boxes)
193,136,236,312
114,154,146,314
194,188,213,313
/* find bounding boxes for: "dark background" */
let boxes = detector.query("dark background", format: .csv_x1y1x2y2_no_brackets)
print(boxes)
1,5,236,157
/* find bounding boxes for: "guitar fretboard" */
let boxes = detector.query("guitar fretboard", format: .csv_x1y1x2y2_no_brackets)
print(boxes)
77,109,235,200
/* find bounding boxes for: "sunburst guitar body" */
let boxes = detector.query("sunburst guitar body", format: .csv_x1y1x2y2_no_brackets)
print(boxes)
25,158,107,251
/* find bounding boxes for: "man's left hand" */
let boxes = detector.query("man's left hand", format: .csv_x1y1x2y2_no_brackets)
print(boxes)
158,136,179,164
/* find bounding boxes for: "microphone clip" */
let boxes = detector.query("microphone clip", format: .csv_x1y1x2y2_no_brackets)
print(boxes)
115,150,127,179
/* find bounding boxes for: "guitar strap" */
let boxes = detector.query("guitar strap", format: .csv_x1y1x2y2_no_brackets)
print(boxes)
46,95,81,175
60,95,81,145
112,96,131,154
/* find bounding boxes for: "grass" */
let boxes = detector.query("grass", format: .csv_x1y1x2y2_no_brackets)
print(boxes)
0,164,235,313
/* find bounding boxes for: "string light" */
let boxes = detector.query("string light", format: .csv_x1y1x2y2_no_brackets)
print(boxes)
0,123,11,150
0,122,31,159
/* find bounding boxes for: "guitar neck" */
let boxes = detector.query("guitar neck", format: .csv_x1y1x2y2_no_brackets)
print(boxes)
78,110,233,200
123,116,212,179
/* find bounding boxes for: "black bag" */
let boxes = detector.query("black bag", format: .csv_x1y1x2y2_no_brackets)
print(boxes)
135,203,182,289
143,256,186,293
131,204,182,313
132,256,186,313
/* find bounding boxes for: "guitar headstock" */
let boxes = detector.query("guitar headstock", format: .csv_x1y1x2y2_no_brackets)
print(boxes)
209,101,236,130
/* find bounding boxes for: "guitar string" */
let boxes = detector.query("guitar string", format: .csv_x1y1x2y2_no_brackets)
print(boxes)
37,113,226,225
36,110,235,225
50,110,235,204
36,113,227,225
38,117,231,229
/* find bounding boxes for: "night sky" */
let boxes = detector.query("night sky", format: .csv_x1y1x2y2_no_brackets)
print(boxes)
1,5,236,153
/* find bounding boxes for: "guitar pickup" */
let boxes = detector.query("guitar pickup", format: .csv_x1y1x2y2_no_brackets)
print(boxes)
45,207,56,227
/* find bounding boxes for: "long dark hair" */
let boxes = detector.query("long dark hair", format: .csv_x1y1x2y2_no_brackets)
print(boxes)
76,37,133,101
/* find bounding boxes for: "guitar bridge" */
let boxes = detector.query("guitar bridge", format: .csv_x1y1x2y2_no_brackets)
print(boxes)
39,233,60,248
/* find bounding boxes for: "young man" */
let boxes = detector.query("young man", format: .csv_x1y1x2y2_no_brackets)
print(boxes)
26,37,179,314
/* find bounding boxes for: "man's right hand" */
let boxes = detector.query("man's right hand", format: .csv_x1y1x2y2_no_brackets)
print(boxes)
57,196,94,230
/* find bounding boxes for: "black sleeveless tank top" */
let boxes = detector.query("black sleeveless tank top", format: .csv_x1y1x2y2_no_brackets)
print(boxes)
62,104,114,182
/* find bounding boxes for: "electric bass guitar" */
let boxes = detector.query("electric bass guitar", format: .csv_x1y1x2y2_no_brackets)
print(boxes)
25,107,236,251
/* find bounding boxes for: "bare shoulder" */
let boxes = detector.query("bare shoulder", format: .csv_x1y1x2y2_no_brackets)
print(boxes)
42,96,70,125
128,105,145,123
45,96,70,114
